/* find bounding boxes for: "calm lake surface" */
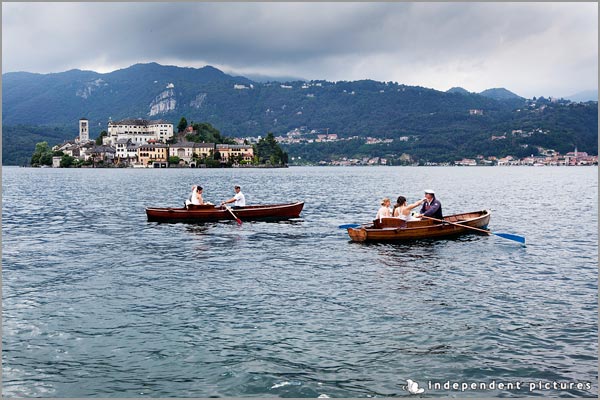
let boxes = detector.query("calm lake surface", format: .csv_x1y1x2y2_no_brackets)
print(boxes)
2,166,597,398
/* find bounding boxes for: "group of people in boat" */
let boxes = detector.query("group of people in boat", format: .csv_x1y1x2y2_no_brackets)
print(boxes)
376,189,443,221
185,185,246,208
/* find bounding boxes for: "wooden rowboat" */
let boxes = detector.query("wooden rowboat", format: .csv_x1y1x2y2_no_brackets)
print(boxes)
347,210,491,242
146,201,304,223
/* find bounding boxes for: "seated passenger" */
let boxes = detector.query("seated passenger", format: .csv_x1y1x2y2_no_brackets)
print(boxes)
185,185,204,207
392,196,424,221
376,197,392,220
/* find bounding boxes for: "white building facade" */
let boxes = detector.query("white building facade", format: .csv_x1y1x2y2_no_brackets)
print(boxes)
170,142,199,164
114,138,139,164
104,118,174,146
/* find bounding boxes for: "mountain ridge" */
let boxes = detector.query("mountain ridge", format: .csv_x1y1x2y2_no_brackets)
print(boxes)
566,89,598,102
479,87,524,101
446,87,471,95
2,62,597,165
3,62,525,130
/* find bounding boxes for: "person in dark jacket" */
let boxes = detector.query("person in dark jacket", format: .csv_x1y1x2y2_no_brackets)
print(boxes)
416,189,443,219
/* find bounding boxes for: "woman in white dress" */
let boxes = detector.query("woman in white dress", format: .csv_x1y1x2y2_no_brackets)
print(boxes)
186,185,204,206
392,196,424,220
376,198,392,220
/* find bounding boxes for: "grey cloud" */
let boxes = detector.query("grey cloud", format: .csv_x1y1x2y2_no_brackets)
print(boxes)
2,2,597,98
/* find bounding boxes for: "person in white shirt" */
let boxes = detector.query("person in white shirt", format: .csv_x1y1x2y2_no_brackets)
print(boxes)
221,185,246,208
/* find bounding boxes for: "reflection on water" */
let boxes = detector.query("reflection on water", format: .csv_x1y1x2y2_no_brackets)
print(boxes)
2,166,597,398
183,223,218,235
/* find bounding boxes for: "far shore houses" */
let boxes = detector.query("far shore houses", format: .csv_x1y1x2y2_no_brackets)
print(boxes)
50,117,596,168
52,118,254,168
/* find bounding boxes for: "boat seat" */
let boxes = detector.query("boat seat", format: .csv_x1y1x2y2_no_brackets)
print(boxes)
373,218,435,229
373,218,405,228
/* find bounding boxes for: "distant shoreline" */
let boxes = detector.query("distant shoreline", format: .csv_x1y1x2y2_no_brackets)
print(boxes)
7,164,597,169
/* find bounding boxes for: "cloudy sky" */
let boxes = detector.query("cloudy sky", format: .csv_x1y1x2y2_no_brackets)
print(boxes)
2,2,598,98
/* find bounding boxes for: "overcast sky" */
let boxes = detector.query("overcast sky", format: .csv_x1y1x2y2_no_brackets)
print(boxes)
2,2,598,98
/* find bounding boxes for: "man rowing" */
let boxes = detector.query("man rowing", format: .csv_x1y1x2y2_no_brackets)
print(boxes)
221,185,246,208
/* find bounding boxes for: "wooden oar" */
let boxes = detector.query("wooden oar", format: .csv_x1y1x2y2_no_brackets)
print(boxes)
225,206,242,225
420,215,525,244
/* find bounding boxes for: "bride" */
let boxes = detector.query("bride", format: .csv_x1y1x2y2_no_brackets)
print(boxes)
392,196,424,221
185,185,204,206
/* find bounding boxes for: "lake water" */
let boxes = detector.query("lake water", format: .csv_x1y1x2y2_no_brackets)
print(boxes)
2,166,597,398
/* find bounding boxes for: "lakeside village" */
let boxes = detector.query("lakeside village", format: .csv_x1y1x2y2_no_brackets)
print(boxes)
275,126,597,166
32,117,597,168
32,118,287,168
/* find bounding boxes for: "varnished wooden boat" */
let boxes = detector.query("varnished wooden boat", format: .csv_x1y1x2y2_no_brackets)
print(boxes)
347,210,491,242
146,201,304,223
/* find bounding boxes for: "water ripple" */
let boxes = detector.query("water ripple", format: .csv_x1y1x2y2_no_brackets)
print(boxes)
2,166,597,397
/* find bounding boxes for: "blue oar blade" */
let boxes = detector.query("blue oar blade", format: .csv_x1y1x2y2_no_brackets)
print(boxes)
493,232,525,244
339,223,361,229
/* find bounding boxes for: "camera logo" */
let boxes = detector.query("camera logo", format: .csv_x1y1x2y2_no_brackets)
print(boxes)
406,379,425,394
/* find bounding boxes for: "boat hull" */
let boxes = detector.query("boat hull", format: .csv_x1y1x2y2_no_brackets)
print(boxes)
146,202,304,223
347,210,491,242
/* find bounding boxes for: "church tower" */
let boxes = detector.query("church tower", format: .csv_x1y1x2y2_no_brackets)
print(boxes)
79,118,89,142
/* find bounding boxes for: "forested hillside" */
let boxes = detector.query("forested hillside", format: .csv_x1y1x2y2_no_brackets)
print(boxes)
2,63,597,165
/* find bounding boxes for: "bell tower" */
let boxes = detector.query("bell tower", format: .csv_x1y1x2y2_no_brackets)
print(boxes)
79,118,89,142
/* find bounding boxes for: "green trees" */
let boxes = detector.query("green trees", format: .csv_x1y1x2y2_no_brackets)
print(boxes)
255,132,288,166
177,117,188,133
31,142,53,166
95,130,108,145
185,122,235,144
204,157,221,168
60,154,75,167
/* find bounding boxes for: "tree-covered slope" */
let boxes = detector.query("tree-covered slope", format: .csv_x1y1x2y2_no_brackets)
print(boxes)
2,63,597,165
